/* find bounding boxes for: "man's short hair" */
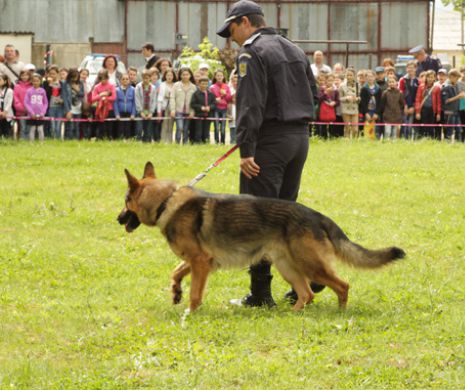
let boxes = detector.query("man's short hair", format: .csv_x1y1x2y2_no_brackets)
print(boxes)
448,68,460,78
242,13,266,28
199,76,210,83
406,60,417,68
142,43,155,52
128,66,138,73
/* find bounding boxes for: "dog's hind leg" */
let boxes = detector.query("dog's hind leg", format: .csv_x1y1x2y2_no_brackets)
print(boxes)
274,260,314,311
312,267,349,308
171,261,191,304
189,255,212,311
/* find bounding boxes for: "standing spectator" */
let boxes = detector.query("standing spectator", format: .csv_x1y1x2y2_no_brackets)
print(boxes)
169,67,196,144
198,63,211,84
311,50,331,76
0,73,14,137
191,76,216,143
128,66,139,87
441,69,464,142
0,44,25,85
13,69,32,140
409,45,441,77
142,43,159,70
228,70,238,143
135,69,157,142
415,70,441,139
102,55,122,87
458,66,465,141
79,69,92,138
79,68,92,139
114,73,136,139
157,68,176,143
333,73,344,137
24,74,48,141
210,69,232,144
318,73,339,139
91,69,117,139
357,69,367,88
375,66,387,92
436,68,449,140
62,68,85,140
385,67,397,79
332,63,345,77
356,69,367,134
149,67,162,141
59,68,68,82
43,65,65,139
436,68,448,88
380,76,405,140
155,58,172,75
399,60,419,139
360,70,382,139
339,68,360,138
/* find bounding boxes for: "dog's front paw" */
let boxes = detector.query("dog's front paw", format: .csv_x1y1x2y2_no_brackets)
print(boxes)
172,286,183,304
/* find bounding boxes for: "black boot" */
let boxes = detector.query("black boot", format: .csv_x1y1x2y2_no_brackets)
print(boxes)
230,261,276,308
284,283,326,305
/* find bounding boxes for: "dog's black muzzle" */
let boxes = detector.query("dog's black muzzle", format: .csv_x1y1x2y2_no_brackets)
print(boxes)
117,208,141,233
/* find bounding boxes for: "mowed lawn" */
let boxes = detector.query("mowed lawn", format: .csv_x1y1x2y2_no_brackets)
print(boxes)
0,139,464,389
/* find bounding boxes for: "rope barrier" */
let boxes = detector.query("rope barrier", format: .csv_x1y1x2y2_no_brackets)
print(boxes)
5,115,464,127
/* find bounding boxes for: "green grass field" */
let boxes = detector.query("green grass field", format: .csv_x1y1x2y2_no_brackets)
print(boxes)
0,139,464,389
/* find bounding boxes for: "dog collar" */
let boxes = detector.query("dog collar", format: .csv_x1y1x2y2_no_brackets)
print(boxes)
155,198,168,223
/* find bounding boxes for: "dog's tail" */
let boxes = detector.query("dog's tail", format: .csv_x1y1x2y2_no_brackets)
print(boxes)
322,216,406,268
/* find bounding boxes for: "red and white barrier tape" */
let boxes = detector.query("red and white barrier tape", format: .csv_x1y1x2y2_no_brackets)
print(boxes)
5,115,464,127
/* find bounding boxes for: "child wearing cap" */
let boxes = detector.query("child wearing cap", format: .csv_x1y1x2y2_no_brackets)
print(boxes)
441,69,465,142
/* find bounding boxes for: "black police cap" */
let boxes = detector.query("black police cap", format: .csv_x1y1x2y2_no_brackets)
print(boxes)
217,0,264,38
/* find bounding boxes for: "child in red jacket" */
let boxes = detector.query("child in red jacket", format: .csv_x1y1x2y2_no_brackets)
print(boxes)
91,69,116,139
210,69,231,144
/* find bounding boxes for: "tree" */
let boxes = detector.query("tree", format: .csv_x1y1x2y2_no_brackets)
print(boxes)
441,0,465,14
179,37,225,78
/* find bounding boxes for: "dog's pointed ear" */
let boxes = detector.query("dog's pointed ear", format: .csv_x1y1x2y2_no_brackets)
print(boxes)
143,161,156,179
125,169,139,192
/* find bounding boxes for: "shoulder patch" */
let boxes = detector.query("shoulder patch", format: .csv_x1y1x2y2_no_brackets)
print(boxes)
239,61,248,77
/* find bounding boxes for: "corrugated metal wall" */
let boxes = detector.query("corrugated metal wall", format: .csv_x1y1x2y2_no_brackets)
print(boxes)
0,0,430,69
0,0,124,43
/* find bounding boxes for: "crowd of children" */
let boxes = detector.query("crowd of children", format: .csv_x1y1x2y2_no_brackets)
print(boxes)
1,53,465,143
315,59,465,142
0,56,238,144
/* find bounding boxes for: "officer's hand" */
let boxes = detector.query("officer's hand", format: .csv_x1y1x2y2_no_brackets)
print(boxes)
240,157,260,179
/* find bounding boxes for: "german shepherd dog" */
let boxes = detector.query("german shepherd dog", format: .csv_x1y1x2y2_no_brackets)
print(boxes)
118,162,405,312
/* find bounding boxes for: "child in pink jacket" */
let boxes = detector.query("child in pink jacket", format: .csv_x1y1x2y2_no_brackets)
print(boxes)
13,69,32,139
24,74,48,141
210,69,232,144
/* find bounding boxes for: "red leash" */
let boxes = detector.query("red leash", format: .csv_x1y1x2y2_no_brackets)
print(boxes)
188,144,239,187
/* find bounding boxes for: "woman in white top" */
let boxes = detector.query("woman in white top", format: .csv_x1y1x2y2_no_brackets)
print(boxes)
157,68,177,143
102,55,122,87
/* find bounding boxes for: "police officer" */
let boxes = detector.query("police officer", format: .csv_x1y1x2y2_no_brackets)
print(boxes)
409,45,441,77
217,0,323,307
